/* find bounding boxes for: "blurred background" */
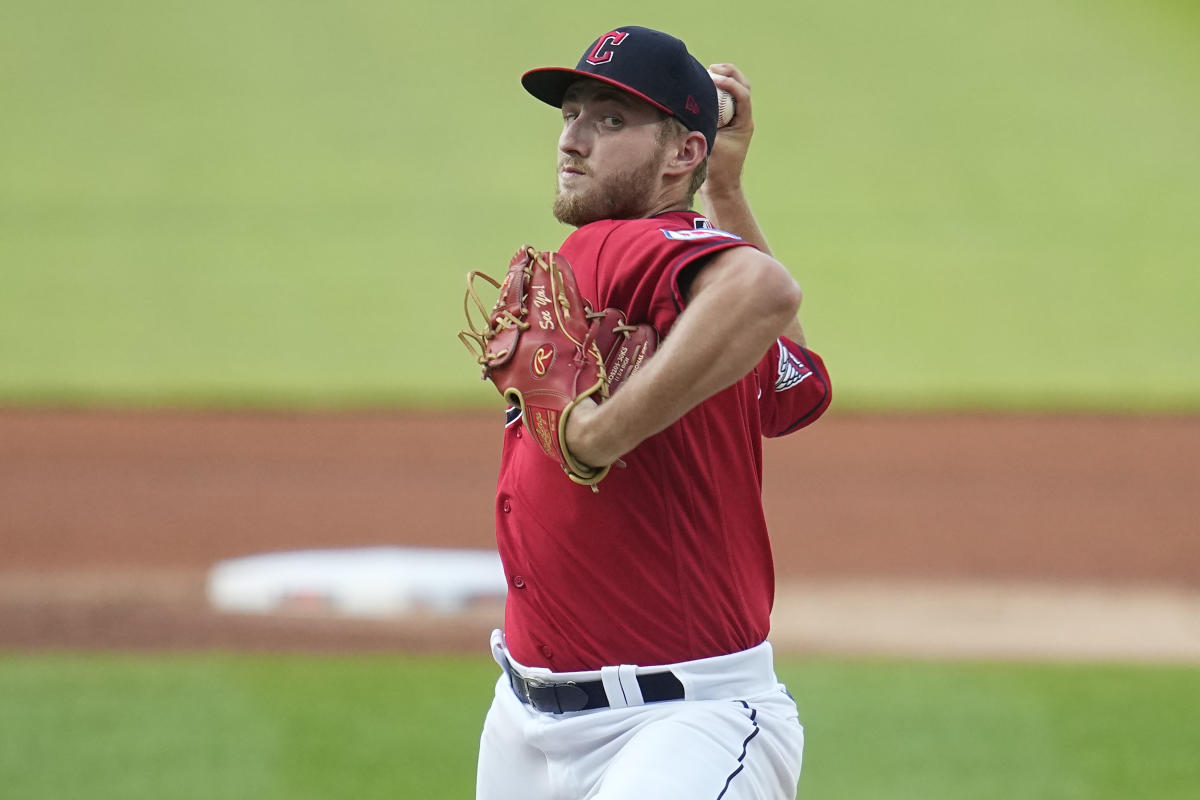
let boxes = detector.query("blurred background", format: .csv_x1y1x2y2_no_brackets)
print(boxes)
2,1,1198,798
4,0,1198,409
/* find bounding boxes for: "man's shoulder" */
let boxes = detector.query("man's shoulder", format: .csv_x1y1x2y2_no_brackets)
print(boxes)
558,213,751,288
618,211,741,237
568,212,743,250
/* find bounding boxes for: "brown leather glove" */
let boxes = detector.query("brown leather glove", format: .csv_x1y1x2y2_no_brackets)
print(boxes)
460,246,657,488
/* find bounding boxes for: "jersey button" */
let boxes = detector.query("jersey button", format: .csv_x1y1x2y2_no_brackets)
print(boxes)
513,575,526,589
501,498,512,513
540,645,553,660
515,427,523,439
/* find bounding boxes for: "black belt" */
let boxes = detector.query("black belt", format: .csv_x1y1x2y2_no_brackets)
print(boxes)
508,668,685,714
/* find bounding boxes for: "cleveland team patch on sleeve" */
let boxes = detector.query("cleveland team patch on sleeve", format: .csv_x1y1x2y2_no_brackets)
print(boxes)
660,228,742,242
775,339,814,391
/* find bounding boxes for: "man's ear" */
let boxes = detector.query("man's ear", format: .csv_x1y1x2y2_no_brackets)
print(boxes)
664,131,708,177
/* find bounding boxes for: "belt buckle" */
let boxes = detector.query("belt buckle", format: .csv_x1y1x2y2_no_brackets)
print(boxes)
522,677,580,714
517,675,543,705
525,677,576,689
516,675,551,705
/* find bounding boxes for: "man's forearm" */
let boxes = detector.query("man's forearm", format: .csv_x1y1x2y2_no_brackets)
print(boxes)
566,251,801,467
700,187,808,346
699,185,772,256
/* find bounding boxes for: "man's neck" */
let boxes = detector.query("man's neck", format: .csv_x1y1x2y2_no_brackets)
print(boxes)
641,195,692,219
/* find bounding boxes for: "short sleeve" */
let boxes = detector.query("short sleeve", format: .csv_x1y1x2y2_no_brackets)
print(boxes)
591,221,753,337
756,338,832,437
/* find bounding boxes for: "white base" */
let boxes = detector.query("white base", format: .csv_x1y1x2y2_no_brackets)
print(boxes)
207,547,507,617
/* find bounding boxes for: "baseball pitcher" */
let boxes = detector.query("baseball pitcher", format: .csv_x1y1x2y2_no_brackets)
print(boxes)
460,25,832,800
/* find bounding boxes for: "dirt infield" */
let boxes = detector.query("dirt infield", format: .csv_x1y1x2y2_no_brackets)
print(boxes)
2,410,1198,658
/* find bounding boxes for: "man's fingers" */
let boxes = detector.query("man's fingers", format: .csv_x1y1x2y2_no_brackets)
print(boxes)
708,63,752,92
707,64,753,125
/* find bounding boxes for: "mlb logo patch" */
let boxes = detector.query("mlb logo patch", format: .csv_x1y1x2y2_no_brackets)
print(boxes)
775,340,813,391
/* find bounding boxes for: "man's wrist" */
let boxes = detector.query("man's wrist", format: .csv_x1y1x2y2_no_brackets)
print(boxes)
700,185,749,223
700,182,745,204
563,399,610,470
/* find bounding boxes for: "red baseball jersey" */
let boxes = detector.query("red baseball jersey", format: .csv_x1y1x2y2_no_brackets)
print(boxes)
495,211,831,671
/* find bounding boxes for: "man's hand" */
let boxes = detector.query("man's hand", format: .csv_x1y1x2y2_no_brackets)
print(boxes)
698,65,772,257
701,65,755,206
699,64,806,346
459,247,613,487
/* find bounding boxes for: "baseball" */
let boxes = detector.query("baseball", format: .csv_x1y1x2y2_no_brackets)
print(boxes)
709,71,736,127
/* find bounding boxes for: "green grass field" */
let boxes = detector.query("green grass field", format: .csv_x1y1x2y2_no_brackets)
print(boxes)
1,653,1197,799
3,0,1198,410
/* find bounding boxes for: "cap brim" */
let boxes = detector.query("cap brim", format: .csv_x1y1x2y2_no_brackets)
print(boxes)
521,67,673,116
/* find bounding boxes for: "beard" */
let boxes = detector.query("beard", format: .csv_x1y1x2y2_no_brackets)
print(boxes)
553,150,663,227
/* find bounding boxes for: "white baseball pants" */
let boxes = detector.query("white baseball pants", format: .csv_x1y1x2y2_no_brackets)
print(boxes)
476,631,804,800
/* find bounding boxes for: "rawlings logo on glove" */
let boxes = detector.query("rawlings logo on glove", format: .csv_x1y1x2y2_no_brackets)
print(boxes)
459,246,658,489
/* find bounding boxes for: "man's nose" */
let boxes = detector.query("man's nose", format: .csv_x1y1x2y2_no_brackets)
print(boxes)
558,117,590,157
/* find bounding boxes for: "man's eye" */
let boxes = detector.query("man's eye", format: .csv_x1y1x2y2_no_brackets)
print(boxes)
562,111,579,123
603,115,623,127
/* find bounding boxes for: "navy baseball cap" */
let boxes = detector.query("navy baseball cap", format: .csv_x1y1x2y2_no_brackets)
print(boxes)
522,26,718,153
